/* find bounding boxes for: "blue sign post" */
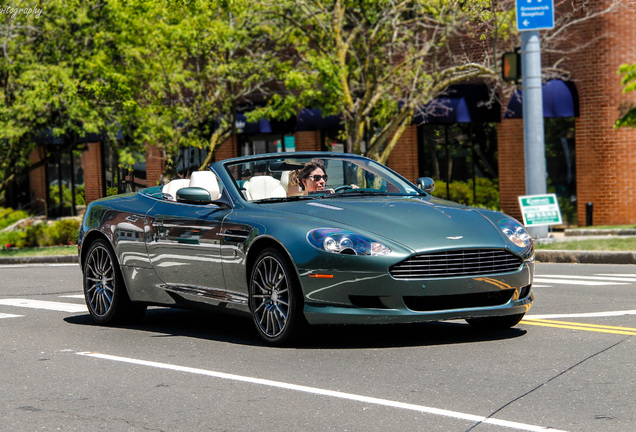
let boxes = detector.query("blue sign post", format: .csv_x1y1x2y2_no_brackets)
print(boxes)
516,0,554,31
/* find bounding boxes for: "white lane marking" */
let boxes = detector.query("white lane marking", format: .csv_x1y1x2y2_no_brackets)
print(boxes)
533,278,627,286
0,299,86,313
0,263,77,268
538,274,636,283
526,310,636,319
60,295,84,299
596,274,636,277
0,313,23,319
77,352,567,432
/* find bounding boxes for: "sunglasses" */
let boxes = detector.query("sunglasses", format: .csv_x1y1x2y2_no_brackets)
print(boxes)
308,174,328,182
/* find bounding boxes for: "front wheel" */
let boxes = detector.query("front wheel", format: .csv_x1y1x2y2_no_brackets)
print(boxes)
466,313,525,330
249,248,307,345
83,239,146,324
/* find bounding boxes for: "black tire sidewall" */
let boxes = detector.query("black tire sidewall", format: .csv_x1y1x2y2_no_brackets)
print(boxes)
249,247,306,345
83,239,128,325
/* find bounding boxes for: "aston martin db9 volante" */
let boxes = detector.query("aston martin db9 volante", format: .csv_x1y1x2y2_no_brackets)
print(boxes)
78,152,534,345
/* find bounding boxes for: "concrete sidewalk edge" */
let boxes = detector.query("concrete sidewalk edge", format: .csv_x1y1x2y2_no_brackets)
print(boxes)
0,255,78,265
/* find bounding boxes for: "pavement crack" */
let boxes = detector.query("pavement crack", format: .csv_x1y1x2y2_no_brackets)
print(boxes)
464,336,631,432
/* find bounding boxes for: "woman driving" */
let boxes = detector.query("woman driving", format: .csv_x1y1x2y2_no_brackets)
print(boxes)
290,159,332,194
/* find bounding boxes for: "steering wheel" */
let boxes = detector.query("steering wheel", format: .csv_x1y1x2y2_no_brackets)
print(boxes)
333,185,354,193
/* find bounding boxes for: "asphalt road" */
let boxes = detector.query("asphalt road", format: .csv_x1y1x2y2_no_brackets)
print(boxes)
1,263,634,432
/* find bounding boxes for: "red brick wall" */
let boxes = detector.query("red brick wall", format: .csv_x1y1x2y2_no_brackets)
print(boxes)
28,147,47,213
497,119,525,221
387,124,418,182
566,0,636,225
215,135,238,161
497,0,636,226
146,144,165,187
82,142,103,205
294,130,321,152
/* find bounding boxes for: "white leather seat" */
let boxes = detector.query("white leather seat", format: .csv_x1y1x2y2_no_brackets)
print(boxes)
161,178,190,200
189,171,221,201
244,176,286,201
280,171,303,196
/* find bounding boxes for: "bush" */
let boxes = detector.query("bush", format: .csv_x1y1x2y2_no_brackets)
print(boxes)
47,219,80,245
0,207,30,230
431,178,500,210
1,218,80,248
0,229,28,248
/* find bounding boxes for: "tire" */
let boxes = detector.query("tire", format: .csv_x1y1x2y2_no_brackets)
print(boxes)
249,247,307,345
83,239,146,325
466,313,525,330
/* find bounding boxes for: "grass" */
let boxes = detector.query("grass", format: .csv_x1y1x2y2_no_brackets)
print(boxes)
0,245,78,257
567,224,636,230
535,237,636,251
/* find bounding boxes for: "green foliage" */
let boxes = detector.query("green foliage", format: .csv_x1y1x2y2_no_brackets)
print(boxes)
0,207,30,230
265,0,510,162
48,184,86,208
1,0,520,187
431,178,500,210
616,62,636,128
0,218,80,248
0,0,107,193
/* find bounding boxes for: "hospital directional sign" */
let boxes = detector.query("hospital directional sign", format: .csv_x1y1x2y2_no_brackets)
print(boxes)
516,0,554,31
518,193,563,227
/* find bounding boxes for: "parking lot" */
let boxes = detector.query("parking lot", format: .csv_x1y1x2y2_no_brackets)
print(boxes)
1,262,634,431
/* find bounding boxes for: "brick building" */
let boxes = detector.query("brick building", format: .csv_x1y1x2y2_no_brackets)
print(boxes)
24,0,636,226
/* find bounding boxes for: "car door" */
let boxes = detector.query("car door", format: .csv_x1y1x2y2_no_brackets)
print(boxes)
145,200,229,293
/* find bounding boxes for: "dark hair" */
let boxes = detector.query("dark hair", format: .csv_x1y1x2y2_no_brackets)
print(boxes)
290,159,326,191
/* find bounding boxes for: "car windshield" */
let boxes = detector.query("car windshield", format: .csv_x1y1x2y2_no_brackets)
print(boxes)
224,154,422,203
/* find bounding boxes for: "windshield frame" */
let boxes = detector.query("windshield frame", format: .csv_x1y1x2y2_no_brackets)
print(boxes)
217,152,425,204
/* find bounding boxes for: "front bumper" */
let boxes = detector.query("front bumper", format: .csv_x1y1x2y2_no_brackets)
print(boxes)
299,261,534,325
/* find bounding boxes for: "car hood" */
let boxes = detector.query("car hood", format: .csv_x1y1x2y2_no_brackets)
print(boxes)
280,196,509,252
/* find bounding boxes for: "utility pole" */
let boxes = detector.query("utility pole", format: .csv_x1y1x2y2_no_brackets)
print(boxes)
516,0,555,239
521,30,548,238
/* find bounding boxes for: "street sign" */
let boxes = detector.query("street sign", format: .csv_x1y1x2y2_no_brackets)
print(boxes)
516,0,555,31
518,193,563,227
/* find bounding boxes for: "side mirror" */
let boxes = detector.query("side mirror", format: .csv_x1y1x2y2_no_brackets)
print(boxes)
176,187,212,204
416,177,435,194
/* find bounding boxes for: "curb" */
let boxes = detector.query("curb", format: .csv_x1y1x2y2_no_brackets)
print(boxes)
0,255,78,265
535,250,636,265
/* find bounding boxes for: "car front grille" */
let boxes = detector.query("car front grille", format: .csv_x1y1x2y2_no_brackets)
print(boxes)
390,249,523,279
403,289,516,311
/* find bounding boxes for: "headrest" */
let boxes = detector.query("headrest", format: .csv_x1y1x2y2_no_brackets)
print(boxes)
189,171,221,201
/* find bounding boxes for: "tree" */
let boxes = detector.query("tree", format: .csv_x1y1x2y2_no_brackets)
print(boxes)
616,62,636,128
258,0,508,164
0,0,105,201
86,0,280,179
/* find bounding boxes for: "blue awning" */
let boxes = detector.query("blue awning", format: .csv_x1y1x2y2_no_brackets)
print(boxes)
504,79,579,119
236,114,272,134
295,108,342,131
415,84,501,124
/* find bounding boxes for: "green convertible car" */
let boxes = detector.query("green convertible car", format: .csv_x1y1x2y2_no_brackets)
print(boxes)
78,152,534,345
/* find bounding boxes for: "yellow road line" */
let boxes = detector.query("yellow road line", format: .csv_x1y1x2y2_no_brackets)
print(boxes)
522,319,636,336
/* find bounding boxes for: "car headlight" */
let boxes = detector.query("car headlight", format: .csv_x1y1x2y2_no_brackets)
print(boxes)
499,219,533,248
307,228,392,256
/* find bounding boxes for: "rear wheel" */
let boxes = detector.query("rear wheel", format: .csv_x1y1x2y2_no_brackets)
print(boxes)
249,248,307,345
83,239,146,324
466,313,525,330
